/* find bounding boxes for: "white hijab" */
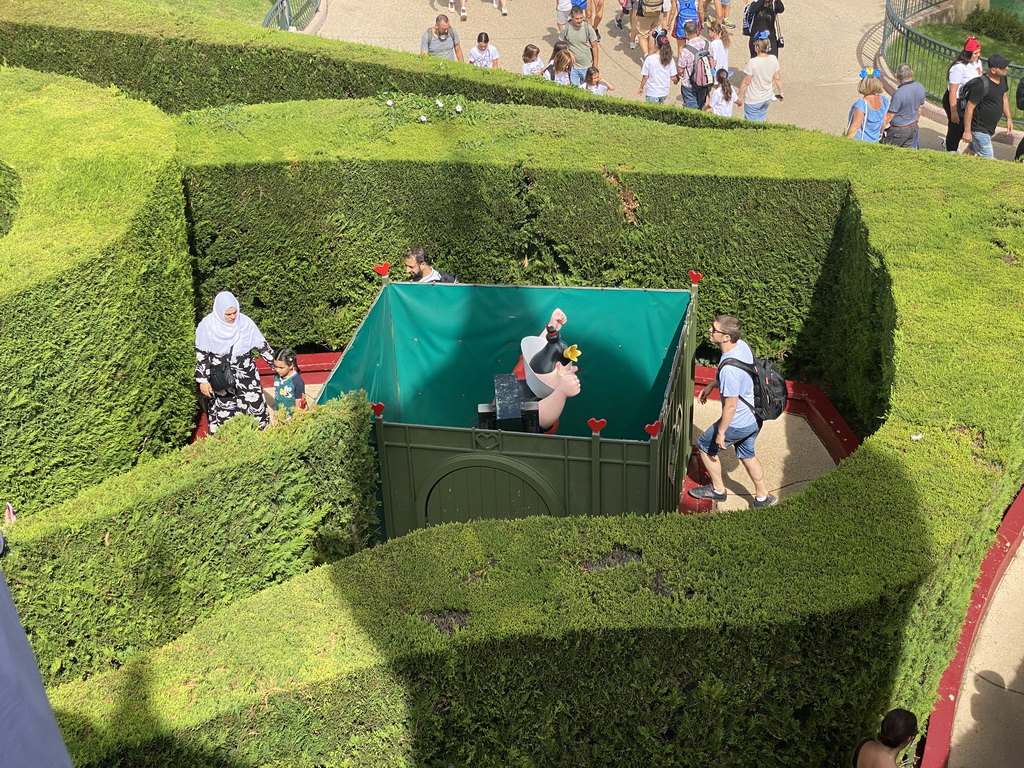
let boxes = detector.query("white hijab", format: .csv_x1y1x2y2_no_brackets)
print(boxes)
195,291,267,355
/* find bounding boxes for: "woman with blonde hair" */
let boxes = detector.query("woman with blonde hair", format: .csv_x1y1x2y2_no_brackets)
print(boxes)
736,33,782,122
846,69,890,142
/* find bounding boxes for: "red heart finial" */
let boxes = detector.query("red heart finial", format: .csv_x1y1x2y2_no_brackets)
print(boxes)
371,402,385,417
373,263,391,276
587,417,607,434
644,421,662,438
688,270,703,284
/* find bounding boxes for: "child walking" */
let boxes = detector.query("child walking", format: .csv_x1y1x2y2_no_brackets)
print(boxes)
707,22,730,73
272,348,307,418
469,32,500,68
581,66,615,95
706,68,739,116
522,44,544,75
551,48,574,85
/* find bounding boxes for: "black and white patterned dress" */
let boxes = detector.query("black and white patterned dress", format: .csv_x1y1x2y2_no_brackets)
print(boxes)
195,342,275,432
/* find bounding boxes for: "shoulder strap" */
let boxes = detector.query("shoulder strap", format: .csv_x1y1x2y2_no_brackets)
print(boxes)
718,358,757,412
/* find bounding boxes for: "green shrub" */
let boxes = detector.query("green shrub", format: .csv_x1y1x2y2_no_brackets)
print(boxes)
0,68,195,514
965,6,1024,46
2,394,376,687
0,159,17,237
42,94,1024,767
0,0,784,129
180,98,846,357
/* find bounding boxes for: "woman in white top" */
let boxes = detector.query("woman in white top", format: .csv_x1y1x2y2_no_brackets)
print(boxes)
637,36,680,103
736,34,782,122
944,37,983,152
707,22,730,74
469,32,500,69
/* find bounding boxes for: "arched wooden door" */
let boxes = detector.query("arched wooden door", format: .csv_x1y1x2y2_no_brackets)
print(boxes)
420,456,564,527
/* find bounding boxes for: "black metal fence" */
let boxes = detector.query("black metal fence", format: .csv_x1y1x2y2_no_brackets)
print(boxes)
880,0,1023,122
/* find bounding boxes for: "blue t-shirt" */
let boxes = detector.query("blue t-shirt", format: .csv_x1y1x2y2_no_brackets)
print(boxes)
719,340,758,431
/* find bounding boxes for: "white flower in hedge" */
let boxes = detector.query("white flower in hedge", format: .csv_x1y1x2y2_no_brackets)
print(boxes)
386,99,394,106
911,434,923,441
436,99,444,108
455,105,463,114
419,115,428,122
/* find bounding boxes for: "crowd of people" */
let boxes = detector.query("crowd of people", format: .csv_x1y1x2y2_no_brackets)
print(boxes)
420,0,786,120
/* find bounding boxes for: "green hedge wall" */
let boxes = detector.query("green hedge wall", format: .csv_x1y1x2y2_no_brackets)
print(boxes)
0,159,17,237
180,98,846,359
37,94,1024,767
0,0,786,129
3,394,376,688
0,68,195,514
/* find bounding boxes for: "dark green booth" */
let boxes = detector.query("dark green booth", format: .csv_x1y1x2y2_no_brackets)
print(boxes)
317,283,698,538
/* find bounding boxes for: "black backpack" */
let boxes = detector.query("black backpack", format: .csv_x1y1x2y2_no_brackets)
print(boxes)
741,2,755,35
718,356,787,422
433,269,459,284
956,75,990,114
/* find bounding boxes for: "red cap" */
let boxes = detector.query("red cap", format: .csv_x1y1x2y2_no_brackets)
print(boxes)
964,37,981,52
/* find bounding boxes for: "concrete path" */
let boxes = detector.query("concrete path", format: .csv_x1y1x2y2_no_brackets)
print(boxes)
948,545,1024,768
315,0,1024,752
318,0,1019,158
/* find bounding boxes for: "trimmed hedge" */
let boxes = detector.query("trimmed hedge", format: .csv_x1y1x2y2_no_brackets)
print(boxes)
0,0,785,129
2,394,376,688
0,159,17,237
37,95,1024,767
0,68,195,514
179,97,846,357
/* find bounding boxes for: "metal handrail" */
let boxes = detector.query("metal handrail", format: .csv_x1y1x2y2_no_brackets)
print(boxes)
880,0,1023,121
263,0,291,30
288,0,321,29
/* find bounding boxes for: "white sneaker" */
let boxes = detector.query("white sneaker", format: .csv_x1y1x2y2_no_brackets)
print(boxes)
493,0,498,6
460,6,467,20
629,40,637,49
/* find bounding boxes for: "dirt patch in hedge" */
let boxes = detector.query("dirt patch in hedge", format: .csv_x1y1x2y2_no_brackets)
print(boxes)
421,610,470,636
583,545,642,572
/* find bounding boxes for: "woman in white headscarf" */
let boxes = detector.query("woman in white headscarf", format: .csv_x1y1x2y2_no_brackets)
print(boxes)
195,291,275,432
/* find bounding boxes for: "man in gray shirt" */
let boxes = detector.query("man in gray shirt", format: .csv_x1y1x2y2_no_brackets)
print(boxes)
558,5,599,86
881,63,926,148
420,15,465,62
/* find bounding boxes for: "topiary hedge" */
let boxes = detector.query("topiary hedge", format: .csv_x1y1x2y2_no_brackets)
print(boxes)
2,393,376,688
0,0,784,129
178,97,847,356
0,67,195,515
0,159,17,237
35,94,1024,767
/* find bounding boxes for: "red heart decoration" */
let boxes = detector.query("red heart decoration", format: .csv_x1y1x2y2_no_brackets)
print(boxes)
587,417,607,433
645,421,662,438
371,402,385,417
373,263,391,276
688,270,703,284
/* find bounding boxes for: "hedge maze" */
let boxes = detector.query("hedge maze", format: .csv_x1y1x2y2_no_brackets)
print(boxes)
1,1,1024,766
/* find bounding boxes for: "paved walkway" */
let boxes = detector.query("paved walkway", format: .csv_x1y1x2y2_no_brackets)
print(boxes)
318,0,1018,157
315,0,1023,755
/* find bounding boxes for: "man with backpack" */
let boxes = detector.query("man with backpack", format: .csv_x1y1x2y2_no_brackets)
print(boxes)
676,20,714,109
961,53,1014,160
689,315,779,508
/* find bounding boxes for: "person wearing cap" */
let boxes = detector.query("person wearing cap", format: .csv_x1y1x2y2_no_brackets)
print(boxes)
420,15,465,62
880,63,925,148
962,53,1014,159
943,37,984,152
403,247,459,283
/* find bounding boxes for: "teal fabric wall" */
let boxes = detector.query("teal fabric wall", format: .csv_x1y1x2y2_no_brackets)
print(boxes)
319,284,691,440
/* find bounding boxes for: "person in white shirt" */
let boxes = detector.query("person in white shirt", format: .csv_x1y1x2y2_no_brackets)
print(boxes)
469,32,500,69
707,22,730,73
522,44,545,75
706,68,738,116
944,36,984,152
581,66,615,95
637,36,679,103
